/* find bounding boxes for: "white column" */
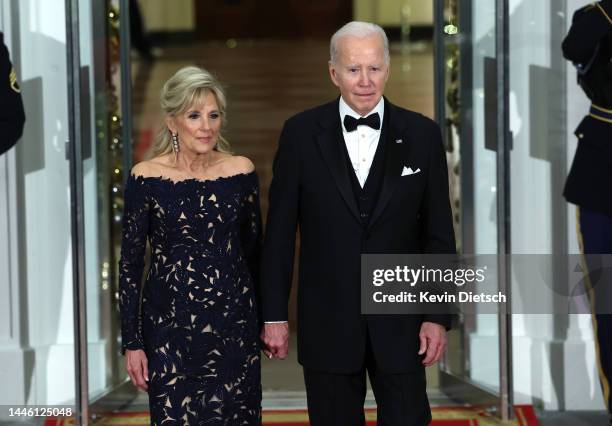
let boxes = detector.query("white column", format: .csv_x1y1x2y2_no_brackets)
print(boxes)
0,0,77,406
0,3,35,407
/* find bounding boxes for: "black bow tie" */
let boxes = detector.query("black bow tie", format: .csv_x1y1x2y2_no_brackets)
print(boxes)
343,113,381,132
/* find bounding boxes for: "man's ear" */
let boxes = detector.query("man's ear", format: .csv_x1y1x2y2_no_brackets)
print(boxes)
328,61,340,88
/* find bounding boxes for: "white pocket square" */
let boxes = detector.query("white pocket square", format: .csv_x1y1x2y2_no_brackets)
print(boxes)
401,166,421,177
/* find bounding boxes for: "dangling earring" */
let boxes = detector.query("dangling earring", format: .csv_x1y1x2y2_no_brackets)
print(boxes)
171,132,179,153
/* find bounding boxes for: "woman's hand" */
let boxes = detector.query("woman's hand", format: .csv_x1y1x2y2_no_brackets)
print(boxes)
125,349,149,391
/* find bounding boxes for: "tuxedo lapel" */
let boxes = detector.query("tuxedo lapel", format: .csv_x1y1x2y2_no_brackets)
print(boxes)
367,100,411,230
315,100,361,222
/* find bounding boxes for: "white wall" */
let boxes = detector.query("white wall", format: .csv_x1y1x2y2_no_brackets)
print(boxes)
0,0,76,406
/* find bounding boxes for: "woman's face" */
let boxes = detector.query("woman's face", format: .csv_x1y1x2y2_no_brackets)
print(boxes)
168,92,222,156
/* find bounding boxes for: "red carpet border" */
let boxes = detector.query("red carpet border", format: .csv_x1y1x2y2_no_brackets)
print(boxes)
44,405,539,425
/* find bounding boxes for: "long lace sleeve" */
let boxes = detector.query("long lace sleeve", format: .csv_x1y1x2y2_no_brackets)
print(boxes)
118,174,150,353
240,173,263,292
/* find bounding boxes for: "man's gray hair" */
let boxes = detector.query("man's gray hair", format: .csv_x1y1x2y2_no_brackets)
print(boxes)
330,21,390,65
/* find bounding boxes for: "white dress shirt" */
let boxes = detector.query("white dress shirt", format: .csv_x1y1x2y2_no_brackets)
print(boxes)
339,96,385,188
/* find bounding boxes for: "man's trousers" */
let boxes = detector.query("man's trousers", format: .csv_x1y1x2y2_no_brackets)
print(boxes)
579,207,612,417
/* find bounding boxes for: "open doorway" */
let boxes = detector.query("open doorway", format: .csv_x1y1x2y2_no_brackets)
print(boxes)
104,0,442,414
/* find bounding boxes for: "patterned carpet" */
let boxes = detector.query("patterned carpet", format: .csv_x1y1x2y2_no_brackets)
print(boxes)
44,405,539,425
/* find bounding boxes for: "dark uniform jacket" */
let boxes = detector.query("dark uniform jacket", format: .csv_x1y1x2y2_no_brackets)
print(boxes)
0,31,25,155
562,0,612,216
260,98,455,374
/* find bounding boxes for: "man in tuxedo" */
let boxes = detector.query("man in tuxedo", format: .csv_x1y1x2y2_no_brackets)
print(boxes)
261,21,455,426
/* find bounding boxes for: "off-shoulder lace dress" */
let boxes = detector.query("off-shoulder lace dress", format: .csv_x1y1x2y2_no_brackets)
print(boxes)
119,171,262,425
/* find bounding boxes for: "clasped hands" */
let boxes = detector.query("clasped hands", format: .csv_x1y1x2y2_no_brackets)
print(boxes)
259,321,447,366
261,322,290,359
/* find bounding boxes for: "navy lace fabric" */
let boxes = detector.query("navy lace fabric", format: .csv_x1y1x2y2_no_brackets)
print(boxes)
119,171,262,425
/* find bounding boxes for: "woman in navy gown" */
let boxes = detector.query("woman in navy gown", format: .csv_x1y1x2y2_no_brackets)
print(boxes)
119,66,262,425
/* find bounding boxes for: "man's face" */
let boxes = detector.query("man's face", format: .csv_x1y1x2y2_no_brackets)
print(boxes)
329,34,390,116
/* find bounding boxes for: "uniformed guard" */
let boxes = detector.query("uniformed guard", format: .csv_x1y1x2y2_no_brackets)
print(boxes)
562,0,612,421
0,31,25,155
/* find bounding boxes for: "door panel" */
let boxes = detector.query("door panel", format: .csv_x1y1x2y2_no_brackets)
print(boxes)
435,0,512,420
195,0,352,39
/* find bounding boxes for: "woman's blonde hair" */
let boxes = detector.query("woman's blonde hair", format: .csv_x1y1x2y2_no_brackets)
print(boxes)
148,66,231,159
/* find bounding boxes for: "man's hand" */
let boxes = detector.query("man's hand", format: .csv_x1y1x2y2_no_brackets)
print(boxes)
125,349,149,391
261,322,290,360
418,322,447,367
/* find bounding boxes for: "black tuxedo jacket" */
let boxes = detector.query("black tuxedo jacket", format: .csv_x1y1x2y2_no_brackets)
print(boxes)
261,98,456,374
